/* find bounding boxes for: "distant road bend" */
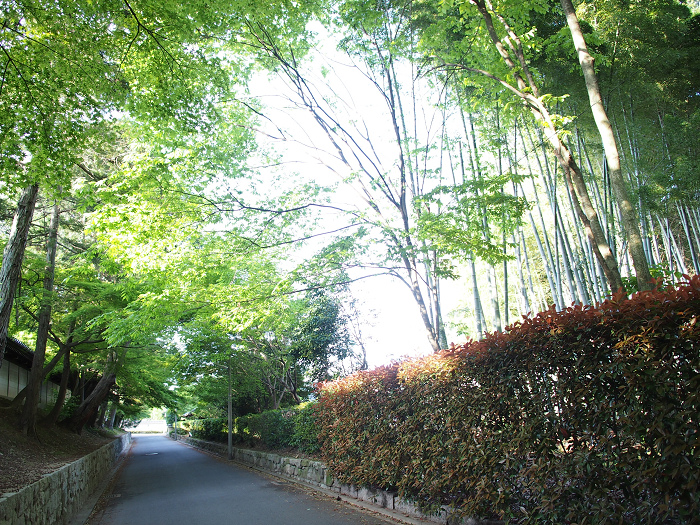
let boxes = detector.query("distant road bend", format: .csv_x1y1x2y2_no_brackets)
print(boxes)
86,435,399,525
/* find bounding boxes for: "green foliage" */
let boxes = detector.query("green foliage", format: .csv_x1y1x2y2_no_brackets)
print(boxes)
414,175,530,267
188,403,320,453
189,417,228,442
58,395,82,421
290,289,353,382
241,410,296,449
289,402,321,454
165,411,177,425
316,277,700,523
622,264,685,294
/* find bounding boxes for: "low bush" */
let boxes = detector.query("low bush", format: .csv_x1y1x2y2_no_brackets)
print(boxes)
315,276,700,524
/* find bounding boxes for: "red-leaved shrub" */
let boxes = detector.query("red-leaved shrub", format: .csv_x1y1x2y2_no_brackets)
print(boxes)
315,276,700,524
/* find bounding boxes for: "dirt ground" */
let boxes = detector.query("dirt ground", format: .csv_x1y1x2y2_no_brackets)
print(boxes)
0,399,116,495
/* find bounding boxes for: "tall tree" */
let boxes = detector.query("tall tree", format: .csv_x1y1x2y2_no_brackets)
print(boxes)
0,185,39,369
20,195,60,434
559,0,653,290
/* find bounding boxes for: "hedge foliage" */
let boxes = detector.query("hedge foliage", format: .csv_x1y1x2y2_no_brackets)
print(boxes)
315,277,700,524
186,402,320,453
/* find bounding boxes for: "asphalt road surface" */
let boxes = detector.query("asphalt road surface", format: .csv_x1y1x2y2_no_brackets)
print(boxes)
86,435,400,525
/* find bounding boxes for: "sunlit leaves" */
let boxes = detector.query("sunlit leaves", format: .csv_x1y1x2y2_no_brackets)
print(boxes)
414,174,529,265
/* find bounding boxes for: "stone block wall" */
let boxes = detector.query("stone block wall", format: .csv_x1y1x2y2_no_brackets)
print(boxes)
0,433,131,525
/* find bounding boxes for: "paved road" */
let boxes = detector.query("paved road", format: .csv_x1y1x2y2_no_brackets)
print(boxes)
87,435,399,525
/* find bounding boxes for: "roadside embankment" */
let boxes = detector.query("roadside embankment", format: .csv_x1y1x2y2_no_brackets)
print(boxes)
0,433,131,525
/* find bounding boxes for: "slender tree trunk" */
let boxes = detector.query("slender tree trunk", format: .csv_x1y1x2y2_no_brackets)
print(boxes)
433,261,448,348
522,121,564,308
0,184,39,370
106,402,118,430
560,0,652,291
459,111,487,335
42,347,71,426
455,123,485,334
668,218,689,275
470,257,484,339
74,371,85,402
405,262,441,351
506,120,530,316
648,213,662,270
657,215,675,275
96,400,109,428
20,198,60,435
558,181,590,304
678,204,699,271
555,207,580,305
688,205,700,273
518,230,533,313
514,230,530,315
496,103,510,326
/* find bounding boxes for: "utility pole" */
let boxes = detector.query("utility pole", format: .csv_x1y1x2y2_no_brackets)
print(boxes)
228,354,233,460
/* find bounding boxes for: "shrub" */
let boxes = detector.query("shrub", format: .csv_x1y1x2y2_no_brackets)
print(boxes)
315,276,700,524
189,417,227,442
244,410,295,448
187,403,319,452
290,402,321,453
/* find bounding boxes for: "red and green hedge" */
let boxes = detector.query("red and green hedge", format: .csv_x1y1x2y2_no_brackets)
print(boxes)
315,277,700,524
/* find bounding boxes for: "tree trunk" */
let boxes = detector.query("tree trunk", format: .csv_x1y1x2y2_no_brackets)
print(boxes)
95,400,109,428
560,0,652,291
470,257,484,339
678,204,700,272
61,371,116,435
21,198,60,435
106,402,118,430
407,265,441,351
42,347,71,426
0,184,39,370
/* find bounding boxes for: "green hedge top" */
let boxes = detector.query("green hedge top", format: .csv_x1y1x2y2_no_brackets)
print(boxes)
315,276,700,524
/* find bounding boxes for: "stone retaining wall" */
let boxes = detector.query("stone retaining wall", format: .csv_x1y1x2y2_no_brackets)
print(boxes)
180,436,498,525
0,433,132,525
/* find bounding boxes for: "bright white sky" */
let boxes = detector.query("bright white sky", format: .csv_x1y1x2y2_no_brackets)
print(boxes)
351,274,444,367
